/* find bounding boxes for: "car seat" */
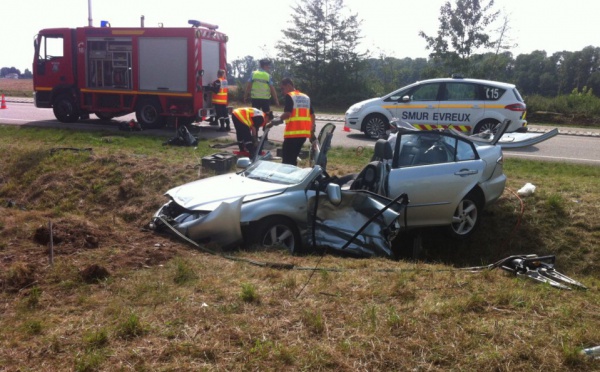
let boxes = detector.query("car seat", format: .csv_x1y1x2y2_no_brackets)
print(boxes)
350,139,392,195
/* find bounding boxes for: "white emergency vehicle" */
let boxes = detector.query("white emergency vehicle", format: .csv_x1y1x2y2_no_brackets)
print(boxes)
345,77,528,139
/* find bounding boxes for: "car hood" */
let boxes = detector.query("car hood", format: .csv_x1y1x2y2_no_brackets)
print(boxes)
166,173,288,211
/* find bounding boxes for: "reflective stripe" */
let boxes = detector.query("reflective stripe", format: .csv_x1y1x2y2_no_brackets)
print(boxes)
284,91,312,139
212,78,228,105
233,108,265,128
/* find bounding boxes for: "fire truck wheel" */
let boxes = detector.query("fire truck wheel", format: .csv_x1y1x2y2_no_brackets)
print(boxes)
53,94,80,123
136,99,166,129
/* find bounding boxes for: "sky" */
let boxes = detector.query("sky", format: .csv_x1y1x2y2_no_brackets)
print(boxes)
2,0,600,73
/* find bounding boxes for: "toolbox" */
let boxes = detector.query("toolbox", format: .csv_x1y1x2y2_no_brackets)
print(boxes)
201,152,237,174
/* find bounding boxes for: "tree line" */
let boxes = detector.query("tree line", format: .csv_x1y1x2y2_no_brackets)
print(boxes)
0,67,32,79
226,0,600,110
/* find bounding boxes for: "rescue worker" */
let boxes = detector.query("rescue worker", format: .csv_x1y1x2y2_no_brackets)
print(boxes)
278,77,315,166
231,108,274,158
210,69,231,131
244,59,279,112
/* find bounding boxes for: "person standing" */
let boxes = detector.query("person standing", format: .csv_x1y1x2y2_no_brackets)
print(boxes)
210,69,231,132
244,59,279,112
278,77,315,166
231,108,273,158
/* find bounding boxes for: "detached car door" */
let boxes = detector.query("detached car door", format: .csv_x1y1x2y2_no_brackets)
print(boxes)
387,131,485,227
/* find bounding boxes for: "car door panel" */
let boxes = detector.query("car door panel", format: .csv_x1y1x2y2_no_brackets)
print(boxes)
387,160,485,227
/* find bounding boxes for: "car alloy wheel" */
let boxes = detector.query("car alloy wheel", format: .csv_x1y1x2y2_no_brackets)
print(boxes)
363,114,388,139
450,195,481,238
253,216,301,254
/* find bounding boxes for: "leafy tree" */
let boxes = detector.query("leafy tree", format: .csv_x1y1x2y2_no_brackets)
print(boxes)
21,69,33,79
419,0,500,75
276,0,368,106
1,67,22,77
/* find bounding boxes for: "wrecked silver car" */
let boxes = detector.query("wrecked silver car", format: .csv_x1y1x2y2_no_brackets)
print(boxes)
151,123,408,257
151,119,556,257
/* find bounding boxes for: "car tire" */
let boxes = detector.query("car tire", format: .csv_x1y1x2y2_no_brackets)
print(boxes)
363,114,389,139
250,216,301,254
447,191,483,239
53,94,80,123
473,119,500,134
135,98,166,129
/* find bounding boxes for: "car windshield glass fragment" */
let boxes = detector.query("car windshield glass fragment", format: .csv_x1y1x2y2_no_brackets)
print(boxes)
243,160,312,184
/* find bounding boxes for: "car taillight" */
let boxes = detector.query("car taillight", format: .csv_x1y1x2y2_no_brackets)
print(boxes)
505,103,526,111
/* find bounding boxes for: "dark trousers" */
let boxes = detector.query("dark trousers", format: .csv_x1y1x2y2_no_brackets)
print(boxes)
215,104,230,128
251,99,270,141
232,116,255,156
250,99,271,113
282,137,307,166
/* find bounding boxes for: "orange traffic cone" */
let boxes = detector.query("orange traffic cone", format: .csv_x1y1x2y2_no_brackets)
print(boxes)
0,94,6,109
343,125,350,132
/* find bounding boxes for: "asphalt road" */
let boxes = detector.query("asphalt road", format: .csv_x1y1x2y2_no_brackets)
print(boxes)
1,100,600,166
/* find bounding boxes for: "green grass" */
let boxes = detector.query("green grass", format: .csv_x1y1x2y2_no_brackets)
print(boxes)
1,125,600,370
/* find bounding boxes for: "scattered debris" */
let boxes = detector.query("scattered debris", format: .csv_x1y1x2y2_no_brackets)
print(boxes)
581,345,600,359
499,254,587,290
119,119,142,131
49,147,93,155
517,182,536,196
163,125,198,146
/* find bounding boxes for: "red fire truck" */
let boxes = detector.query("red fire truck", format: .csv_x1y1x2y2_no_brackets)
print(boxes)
33,20,228,128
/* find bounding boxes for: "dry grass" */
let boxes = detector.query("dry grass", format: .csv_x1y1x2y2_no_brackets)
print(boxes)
0,78,33,97
1,126,600,371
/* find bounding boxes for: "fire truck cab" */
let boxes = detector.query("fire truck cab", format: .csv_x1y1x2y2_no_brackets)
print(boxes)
33,20,228,128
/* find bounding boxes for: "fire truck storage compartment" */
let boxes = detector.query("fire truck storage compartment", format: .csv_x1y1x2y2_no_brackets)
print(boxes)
201,40,220,86
87,38,132,89
139,37,188,92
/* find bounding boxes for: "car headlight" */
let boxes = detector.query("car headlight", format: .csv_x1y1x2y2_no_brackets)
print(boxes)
346,103,365,116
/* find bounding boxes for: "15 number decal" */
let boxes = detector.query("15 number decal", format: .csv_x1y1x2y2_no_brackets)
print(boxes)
485,88,499,100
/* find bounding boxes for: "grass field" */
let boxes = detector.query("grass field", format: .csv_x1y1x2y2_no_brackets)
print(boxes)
0,78,33,97
1,126,599,371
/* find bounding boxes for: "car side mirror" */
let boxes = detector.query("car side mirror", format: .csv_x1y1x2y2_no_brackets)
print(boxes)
236,157,251,169
326,183,341,205
401,95,411,102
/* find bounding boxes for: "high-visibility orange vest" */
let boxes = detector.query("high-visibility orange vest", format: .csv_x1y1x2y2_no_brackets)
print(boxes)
284,90,312,139
212,77,228,105
232,108,265,128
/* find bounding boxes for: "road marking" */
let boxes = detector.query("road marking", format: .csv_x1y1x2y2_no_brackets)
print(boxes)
504,152,600,163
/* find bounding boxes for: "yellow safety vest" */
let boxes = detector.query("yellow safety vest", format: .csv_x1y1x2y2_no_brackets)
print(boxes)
250,70,271,99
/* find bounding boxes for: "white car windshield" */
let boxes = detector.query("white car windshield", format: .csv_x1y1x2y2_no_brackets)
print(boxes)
242,160,313,184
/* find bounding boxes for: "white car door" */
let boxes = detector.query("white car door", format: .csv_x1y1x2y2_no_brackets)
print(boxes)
386,82,441,128
437,82,484,133
387,132,485,227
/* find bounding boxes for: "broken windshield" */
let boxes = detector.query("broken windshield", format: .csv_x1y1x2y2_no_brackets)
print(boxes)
242,160,313,185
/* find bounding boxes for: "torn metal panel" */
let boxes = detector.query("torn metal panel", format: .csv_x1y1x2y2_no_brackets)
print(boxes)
154,197,243,247
499,254,587,290
496,128,559,148
307,191,405,257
